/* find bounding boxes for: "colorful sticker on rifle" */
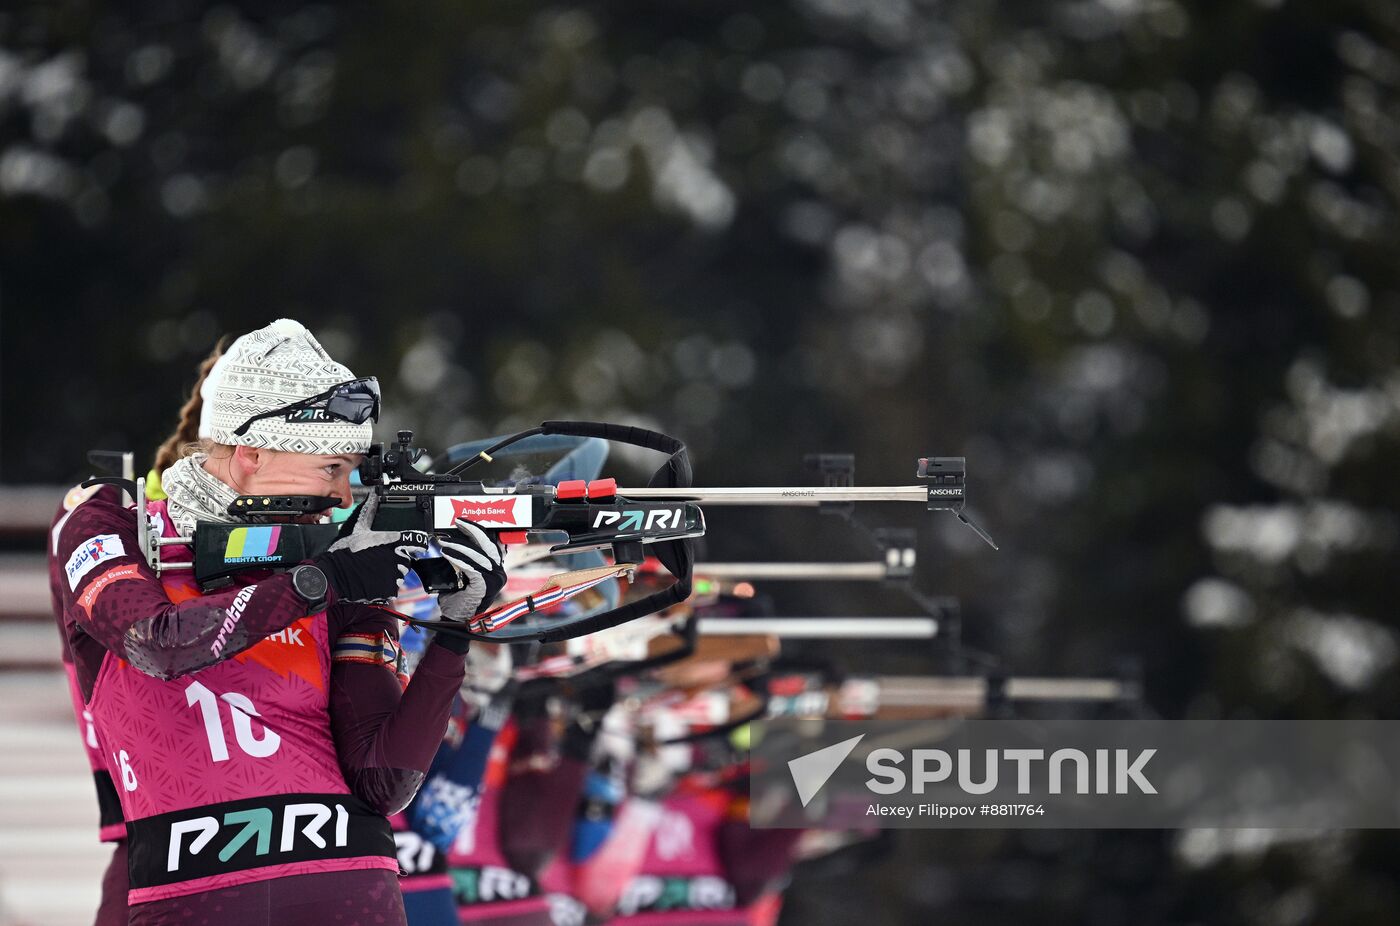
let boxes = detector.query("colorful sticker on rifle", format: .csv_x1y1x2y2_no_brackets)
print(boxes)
224,526,283,564
437,496,532,528
66,534,127,590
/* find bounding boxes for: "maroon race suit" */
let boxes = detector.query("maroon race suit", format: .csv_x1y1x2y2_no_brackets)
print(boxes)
53,492,471,926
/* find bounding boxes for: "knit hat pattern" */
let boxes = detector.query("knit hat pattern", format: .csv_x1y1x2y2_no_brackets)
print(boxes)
204,318,374,455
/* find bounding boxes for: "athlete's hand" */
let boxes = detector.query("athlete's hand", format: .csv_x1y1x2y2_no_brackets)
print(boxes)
436,519,508,621
315,493,430,602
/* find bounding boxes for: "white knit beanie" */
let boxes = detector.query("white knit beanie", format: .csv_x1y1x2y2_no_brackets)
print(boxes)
196,349,233,439
202,318,375,455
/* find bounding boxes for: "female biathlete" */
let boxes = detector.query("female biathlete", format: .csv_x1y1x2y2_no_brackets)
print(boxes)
52,319,506,926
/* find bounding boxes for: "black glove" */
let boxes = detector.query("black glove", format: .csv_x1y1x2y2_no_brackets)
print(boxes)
314,493,430,602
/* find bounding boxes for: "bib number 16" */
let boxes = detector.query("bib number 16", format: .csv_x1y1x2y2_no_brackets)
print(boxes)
185,680,282,762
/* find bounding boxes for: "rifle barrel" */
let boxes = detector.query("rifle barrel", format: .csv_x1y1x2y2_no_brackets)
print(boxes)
618,486,931,505
1005,678,1129,701
696,562,889,580
698,617,938,639
877,675,1129,705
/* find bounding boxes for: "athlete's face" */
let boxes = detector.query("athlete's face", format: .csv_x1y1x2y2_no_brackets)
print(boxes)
237,448,363,518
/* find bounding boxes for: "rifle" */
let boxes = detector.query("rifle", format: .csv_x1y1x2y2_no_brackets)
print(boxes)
701,617,1138,719
509,521,955,680
623,618,1134,740
84,423,700,643
85,422,986,642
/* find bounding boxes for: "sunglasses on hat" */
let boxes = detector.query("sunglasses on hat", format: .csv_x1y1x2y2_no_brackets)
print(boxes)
232,376,381,437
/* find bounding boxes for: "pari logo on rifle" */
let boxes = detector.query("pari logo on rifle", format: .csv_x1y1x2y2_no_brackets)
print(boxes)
591,508,687,532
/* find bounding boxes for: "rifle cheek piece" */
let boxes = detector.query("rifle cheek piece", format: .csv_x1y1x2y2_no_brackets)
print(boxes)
226,495,344,517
